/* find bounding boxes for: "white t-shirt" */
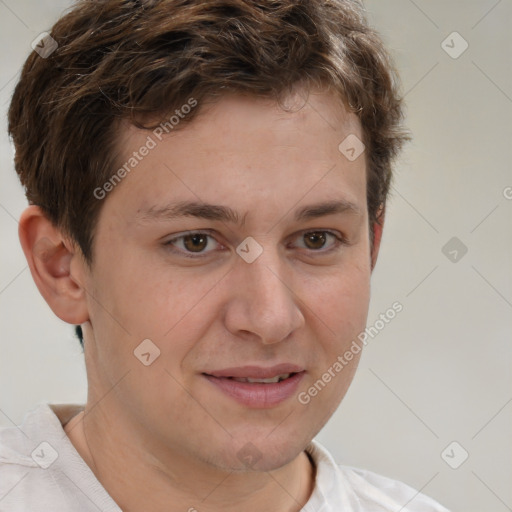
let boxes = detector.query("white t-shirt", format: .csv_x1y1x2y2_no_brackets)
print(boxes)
0,403,450,511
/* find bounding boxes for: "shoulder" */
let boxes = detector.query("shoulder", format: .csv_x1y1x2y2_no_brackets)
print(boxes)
336,464,451,512
0,403,60,509
0,403,49,468
0,403,100,511
306,440,451,512
0,403,121,511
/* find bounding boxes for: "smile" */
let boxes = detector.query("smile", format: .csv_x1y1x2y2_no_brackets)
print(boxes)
230,373,292,383
202,366,306,408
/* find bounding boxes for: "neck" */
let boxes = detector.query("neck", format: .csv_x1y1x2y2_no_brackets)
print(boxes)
64,401,316,512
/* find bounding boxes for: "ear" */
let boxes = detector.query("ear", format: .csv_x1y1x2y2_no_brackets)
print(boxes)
18,205,90,325
370,205,385,272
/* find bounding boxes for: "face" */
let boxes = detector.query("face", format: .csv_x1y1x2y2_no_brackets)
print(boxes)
78,88,373,472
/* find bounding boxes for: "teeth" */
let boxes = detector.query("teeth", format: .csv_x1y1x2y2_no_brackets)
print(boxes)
232,373,291,384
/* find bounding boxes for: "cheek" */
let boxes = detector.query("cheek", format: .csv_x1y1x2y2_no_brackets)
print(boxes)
312,258,371,335
90,241,202,337
298,266,369,416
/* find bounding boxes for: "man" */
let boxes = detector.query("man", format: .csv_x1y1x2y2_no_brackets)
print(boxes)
1,0,449,510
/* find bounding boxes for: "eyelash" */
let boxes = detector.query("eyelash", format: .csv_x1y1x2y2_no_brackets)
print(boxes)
163,229,348,259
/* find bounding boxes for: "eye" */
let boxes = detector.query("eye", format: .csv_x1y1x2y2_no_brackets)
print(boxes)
292,230,346,253
164,230,221,258
163,229,347,259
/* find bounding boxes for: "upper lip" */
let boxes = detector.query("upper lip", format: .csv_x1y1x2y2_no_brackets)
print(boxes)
204,364,305,379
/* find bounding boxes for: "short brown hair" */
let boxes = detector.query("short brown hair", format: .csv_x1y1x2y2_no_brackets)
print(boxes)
9,0,409,264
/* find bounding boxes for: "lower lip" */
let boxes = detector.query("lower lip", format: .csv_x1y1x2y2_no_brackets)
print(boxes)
203,372,305,408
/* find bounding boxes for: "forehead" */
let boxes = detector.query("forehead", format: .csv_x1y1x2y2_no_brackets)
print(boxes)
103,89,367,225
120,89,362,148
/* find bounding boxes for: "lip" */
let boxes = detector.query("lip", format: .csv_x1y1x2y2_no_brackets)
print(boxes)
205,364,305,379
202,365,306,408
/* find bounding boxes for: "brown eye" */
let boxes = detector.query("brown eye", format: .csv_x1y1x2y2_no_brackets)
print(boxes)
293,230,345,254
183,233,209,252
303,231,327,250
165,231,220,258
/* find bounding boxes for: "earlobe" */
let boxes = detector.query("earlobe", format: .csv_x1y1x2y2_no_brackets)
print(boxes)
370,206,385,271
18,205,89,324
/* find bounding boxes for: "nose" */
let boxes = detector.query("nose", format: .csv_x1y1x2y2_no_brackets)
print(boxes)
223,248,306,345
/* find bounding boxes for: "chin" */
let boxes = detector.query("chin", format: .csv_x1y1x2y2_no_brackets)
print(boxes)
207,429,313,473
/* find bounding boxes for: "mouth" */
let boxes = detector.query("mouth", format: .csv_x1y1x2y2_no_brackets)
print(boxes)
223,373,295,384
202,365,305,408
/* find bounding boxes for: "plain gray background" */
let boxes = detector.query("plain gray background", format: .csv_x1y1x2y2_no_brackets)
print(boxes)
1,1,511,511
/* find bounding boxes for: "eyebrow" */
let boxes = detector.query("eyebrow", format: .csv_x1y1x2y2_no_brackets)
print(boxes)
136,199,361,227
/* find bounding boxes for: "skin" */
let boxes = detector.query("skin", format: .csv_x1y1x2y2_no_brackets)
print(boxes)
19,87,383,512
